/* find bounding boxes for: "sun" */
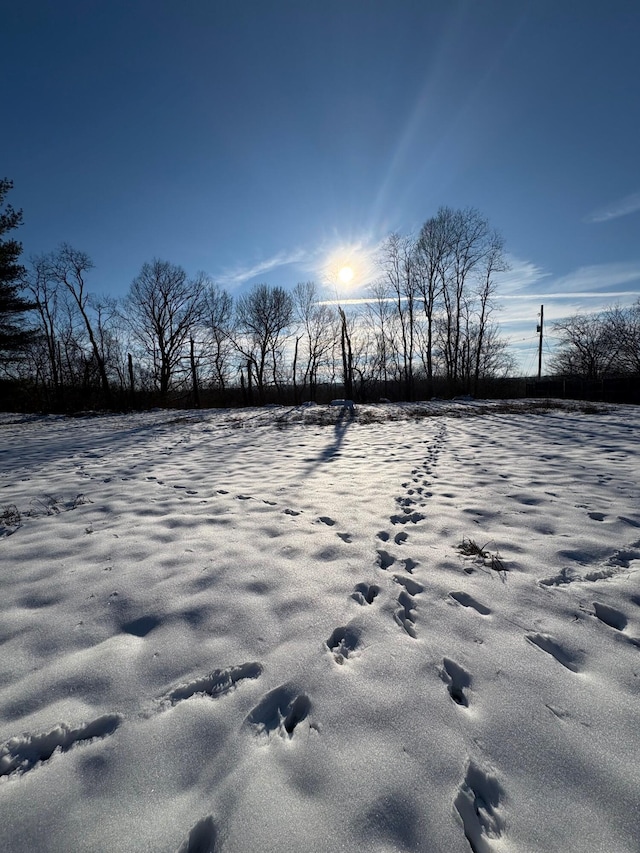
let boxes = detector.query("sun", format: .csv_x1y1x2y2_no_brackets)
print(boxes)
338,265,354,285
324,242,376,292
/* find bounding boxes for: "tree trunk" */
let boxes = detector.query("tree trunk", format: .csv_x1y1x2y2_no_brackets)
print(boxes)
292,336,300,405
190,337,200,408
246,359,254,406
339,308,353,400
128,353,135,402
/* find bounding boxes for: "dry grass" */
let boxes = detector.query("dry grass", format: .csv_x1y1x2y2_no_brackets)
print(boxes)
458,537,506,572
0,504,21,534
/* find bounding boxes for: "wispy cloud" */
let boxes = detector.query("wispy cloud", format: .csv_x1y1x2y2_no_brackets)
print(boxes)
317,296,378,307
492,257,640,301
496,262,640,331
586,191,640,223
545,261,640,294
502,290,640,300
495,256,550,296
318,259,640,309
500,261,640,301
217,248,309,288
215,231,387,293
495,261,640,375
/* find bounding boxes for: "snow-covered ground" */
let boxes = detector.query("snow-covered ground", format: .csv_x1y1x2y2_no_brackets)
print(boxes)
1,400,639,853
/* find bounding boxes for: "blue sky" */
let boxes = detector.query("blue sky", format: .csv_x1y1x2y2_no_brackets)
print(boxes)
3,0,640,373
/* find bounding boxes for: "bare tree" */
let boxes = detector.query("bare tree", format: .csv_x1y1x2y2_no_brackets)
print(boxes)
23,254,65,407
47,244,113,405
56,294,87,391
126,259,205,400
364,280,395,395
415,207,509,393
93,295,129,396
234,283,293,404
604,300,640,375
349,315,378,401
474,322,515,379
201,282,234,396
471,230,509,394
440,208,491,386
415,214,449,395
23,250,116,408
550,312,618,378
550,301,640,379
292,281,337,402
378,233,417,400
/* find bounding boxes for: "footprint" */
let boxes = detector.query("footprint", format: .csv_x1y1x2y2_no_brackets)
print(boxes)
176,815,218,853
161,662,262,706
326,625,362,664
525,633,582,673
318,516,335,526
449,592,491,616
351,583,380,605
454,760,505,853
121,615,161,637
376,531,390,542
593,602,627,631
583,567,620,582
236,494,252,501
396,496,416,508
283,508,300,516
394,590,417,638
441,658,472,707
0,714,121,779
245,684,312,739
390,511,425,525
587,511,606,522
394,531,408,546
401,557,419,574
337,532,353,543
606,542,640,569
376,550,396,570
393,574,424,596
539,568,578,587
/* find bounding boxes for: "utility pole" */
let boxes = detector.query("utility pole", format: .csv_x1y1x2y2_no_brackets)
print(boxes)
537,304,544,379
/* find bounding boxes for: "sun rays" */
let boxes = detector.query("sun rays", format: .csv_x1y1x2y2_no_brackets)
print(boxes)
322,241,379,295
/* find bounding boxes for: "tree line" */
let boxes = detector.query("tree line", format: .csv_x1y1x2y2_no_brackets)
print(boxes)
550,304,640,379
2,178,639,411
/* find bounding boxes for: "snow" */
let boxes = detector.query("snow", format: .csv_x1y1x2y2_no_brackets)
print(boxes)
1,400,639,853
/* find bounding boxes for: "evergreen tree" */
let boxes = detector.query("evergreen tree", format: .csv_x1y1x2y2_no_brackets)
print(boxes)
0,179,34,364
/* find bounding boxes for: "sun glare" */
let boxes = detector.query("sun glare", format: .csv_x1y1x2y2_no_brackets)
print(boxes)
324,241,378,294
338,265,354,284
